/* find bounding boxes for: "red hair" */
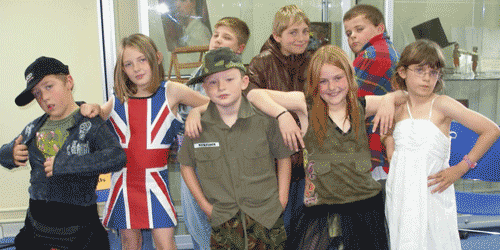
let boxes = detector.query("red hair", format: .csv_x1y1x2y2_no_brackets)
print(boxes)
305,45,361,147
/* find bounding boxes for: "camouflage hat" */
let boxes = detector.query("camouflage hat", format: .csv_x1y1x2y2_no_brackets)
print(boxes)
187,47,246,85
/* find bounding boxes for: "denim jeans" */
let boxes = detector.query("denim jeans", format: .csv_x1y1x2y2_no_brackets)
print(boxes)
181,176,211,250
283,178,306,249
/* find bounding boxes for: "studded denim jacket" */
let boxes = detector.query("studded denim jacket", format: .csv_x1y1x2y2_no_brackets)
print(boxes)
0,112,126,206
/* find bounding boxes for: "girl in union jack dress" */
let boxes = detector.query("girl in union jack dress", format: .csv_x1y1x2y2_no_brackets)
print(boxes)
97,33,209,249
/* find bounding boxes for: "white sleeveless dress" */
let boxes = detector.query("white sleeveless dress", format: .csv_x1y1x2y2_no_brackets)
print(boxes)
386,99,461,250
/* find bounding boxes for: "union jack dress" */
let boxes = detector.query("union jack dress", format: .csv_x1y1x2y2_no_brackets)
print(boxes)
102,81,182,229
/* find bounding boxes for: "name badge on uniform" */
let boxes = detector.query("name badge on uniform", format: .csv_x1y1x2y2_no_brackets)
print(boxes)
194,142,220,148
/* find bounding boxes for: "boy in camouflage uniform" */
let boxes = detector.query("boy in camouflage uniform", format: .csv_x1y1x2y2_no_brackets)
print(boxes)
178,47,293,249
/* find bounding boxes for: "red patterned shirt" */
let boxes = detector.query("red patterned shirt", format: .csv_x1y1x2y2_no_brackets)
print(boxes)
353,33,399,175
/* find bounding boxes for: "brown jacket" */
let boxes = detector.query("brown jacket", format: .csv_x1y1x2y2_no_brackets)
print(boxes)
247,35,311,181
247,35,310,92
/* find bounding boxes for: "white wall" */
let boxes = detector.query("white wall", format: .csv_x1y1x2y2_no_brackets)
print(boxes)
0,0,103,219
115,0,140,42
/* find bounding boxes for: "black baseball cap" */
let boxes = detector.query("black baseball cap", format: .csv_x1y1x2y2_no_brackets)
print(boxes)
15,56,69,106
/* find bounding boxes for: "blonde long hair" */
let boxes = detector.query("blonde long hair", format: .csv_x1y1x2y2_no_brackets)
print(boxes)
114,33,165,103
305,45,361,147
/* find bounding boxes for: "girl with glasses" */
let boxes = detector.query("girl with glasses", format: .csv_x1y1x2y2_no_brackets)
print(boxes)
385,39,499,249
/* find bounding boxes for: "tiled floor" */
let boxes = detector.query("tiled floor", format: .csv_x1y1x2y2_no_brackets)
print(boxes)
460,227,500,250
2,228,499,249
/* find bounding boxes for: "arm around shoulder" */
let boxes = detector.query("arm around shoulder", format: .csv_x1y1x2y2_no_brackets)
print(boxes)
248,89,307,151
247,89,307,118
366,90,408,134
247,53,271,90
79,97,114,120
166,81,209,111
184,102,209,139
100,97,114,120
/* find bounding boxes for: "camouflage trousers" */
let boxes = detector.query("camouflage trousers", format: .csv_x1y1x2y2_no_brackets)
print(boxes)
210,210,286,250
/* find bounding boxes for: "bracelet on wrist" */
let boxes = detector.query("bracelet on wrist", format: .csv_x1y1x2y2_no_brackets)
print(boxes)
275,110,288,120
463,155,477,169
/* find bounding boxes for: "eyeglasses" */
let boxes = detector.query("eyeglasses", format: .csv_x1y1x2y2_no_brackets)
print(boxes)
407,67,441,79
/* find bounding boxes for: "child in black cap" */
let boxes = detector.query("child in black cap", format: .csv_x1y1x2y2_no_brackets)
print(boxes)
178,47,294,249
0,56,126,249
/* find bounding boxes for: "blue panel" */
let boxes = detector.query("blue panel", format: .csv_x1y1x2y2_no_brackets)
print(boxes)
96,189,110,202
151,82,167,123
162,119,182,145
456,191,500,215
150,191,175,228
450,122,500,182
114,95,128,125
108,192,127,229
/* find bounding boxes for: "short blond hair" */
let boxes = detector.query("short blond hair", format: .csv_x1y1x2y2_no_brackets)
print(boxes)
215,17,250,46
272,5,310,37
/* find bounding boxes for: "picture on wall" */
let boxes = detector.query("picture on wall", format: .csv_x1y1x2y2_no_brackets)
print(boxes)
159,0,212,52
308,22,332,52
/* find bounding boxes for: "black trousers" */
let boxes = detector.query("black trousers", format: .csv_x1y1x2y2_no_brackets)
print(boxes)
14,199,110,250
338,192,388,250
292,192,388,250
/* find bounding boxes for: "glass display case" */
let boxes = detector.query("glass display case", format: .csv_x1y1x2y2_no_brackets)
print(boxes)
392,0,500,77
